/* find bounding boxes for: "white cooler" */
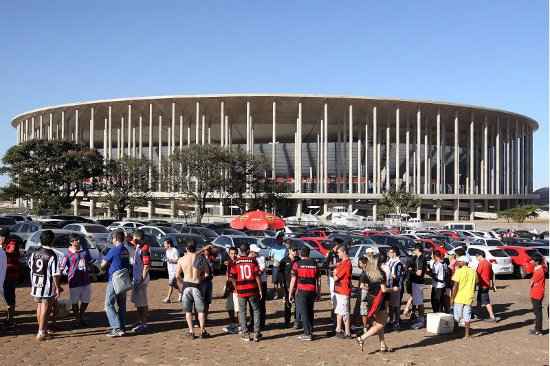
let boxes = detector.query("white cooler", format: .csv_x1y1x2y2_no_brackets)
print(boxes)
426,313,454,334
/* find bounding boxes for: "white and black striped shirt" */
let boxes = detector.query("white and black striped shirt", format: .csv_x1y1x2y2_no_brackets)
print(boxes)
29,246,60,298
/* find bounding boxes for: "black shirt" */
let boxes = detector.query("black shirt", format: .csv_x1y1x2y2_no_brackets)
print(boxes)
410,254,426,284
279,255,300,289
360,270,387,298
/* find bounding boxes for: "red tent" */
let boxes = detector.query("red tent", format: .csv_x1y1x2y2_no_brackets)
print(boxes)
230,210,285,231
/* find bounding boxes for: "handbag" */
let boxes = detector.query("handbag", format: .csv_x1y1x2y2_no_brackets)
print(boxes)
112,268,132,295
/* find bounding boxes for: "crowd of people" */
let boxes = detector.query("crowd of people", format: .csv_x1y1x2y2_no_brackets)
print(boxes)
0,226,546,348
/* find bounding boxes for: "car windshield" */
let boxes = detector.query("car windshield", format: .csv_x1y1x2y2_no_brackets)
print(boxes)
348,245,361,257
486,240,501,246
233,237,258,246
0,217,15,225
85,225,109,233
489,249,508,257
320,240,335,249
503,249,518,256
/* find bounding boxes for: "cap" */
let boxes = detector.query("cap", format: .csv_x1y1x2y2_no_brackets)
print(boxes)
249,244,261,253
457,255,469,263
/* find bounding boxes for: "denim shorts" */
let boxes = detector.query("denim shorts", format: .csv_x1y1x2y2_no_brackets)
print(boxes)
453,303,472,323
182,287,205,313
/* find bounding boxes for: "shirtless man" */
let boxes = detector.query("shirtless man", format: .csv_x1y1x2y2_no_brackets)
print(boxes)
175,243,207,338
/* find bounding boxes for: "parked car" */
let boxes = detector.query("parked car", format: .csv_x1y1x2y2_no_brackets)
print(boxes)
164,233,206,254
300,237,335,256
107,221,144,232
284,238,327,271
348,243,391,277
96,219,118,227
466,245,513,276
25,229,102,277
497,245,538,278
10,222,41,244
63,223,112,252
369,235,415,255
471,238,503,247
0,217,17,230
176,225,219,242
211,228,247,236
1,214,32,223
103,232,166,273
244,229,277,238
49,215,95,224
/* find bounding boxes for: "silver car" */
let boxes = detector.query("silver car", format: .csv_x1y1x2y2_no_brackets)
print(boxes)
63,223,111,252
11,222,41,245
26,229,103,277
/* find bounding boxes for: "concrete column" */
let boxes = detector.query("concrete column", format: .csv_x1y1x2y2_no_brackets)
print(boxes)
25,119,28,142
469,115,474,194
246,101,251,153
348,104,353,193
170,200,176,218
372,204,377,221
89,199,95,218
373,106,378,193
39,115,43,139
320,120,324,193
483,118,488,194
395,107,400,190
48,113,53,140
469,200,475,220
120,116,125,157
148,104,153,187
107,107,112,159
158,115,162,191
220,101,225,147
296,201,303,218
454,200,460,221
103,119,107,161
75,109,79,143
495,118,500,194
31,117,35,140
454,113,459,194
405,120,410,192
364,121,369,193
73,199,79,216
128,104,132,156
126,205,133,219
416,206,421,219
179,115,183,152
170,103,175,154
148,201,154,219
201,114,206,145
385,122,390,192
89,108,94,148
195,102,200,144
323,202,329,215
357,137,361,193
117,129,121,159
272,101,276,180
436,110,441,194
416,109,421,194
435,204,441,222
424,133,428,194
139,115,143,158
506,121,510,194
324,103,328,194
297,102,303,193
60,111,65,140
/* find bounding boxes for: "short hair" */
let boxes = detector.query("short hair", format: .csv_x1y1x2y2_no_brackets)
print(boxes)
337,245,347,255
434,250,442,259
454,247,466,256
228,246,238,253
300,246,310,257
114,229,125,243
389,246,398,254
69,233,80,243
414,243,423,252
533,255,544,265
133,229,144,240
40,230,55,247
164,238,174,247
476,251,486,258
239,243,250,255
187,242,197,253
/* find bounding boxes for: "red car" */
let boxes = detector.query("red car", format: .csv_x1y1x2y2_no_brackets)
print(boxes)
498,245,539,278
301,237,333,256
362,230,393,237
438,230,461,241
416,238,447,256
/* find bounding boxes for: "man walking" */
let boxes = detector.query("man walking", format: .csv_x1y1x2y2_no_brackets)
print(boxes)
475,251,498,322
333,245,352,338
529,255,546,335
249,244,268,329
410,244,426,329
194,244,215,334
231,244,263,342
129,229,151,333
289,246,320,341
176,242,208,339
162,238,180,303
29,230,62,341
223,247,239,334
451,256,477,338
0,228,21,329
101,229,130,337
61,234,93,326
280,245,301,327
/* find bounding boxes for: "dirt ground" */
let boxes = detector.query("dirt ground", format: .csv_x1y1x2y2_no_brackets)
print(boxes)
0,275,548,366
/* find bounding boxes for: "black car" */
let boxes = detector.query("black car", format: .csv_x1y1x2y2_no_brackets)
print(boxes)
49,215,96,224
176,225,219,242
96,219,118,227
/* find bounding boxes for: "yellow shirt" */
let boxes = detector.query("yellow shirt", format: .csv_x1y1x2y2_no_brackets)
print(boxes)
452,266,477,305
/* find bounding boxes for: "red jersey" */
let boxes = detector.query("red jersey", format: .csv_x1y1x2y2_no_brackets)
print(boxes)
292,258,318,292
3,237,20,281
476,258,493,289
334,258,352,296
230,256,260,298
530,266,546,300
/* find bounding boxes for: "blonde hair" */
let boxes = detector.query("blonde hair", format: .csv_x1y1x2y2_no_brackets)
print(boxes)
365,252,383,282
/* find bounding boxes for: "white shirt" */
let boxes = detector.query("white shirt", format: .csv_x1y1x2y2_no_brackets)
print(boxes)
0,248,6,292
431,261,446,289
256,255,268,283
165,247,179,279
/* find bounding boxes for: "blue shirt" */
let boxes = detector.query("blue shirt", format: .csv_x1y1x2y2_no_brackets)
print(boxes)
104,243,130,282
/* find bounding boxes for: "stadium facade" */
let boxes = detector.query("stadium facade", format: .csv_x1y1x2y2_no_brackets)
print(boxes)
10,94,538,220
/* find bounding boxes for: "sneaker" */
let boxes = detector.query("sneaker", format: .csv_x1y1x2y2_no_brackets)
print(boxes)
106,329,124,337
253,333,261,342
200,330,210,339
185,331,196,339
298,334,312,341
528,329,544,336
162,297,171,304
241,333,251,342
132,324,148,333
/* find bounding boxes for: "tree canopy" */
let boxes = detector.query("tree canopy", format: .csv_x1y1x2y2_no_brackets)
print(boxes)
378,189,422,217
0,140,103,214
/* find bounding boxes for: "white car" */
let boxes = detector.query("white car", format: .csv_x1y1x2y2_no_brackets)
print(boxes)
466,245,513,276
25,229,103,277
63,223,111,251
456,230,486,242
348,243,391,277
107,221,144,232
470,238,503,247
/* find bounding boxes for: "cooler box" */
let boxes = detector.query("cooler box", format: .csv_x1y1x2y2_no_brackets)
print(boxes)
427,312,454,334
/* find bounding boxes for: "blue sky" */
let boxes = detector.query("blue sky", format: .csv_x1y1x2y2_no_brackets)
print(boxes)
0,1,548,188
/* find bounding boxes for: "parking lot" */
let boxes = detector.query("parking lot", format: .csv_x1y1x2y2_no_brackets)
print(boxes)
0,274,547,366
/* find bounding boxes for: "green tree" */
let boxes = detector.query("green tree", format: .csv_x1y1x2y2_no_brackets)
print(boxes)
96,157,155,220
0,140,103,214
378,189,422,217
168,145,229,224
498,206,539,223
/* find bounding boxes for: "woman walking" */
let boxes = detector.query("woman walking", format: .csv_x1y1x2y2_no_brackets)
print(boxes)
356,252,398,353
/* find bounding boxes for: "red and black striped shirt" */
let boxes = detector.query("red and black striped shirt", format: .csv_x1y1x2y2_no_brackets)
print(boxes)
292,258,319,293
230,256,260,298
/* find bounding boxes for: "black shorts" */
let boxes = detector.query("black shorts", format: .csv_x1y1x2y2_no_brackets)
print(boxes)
3,280,16,306
477,287,491,306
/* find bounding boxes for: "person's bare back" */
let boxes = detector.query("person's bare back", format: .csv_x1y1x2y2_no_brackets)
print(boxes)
177,252,201,284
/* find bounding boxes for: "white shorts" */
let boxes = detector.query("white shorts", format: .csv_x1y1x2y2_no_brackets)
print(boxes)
232,293,239,313
412,283,424,306
334,294,350,316
69,285,91,304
